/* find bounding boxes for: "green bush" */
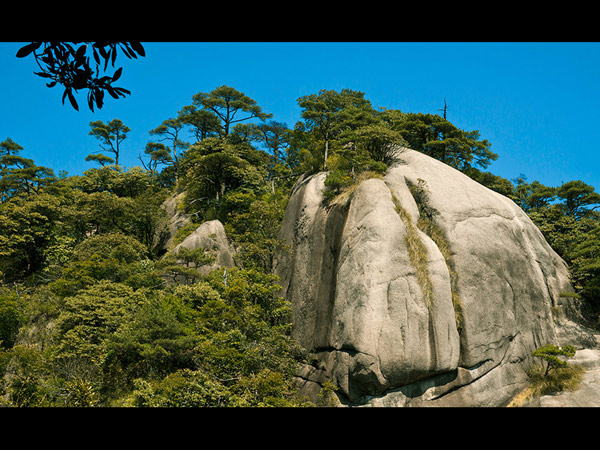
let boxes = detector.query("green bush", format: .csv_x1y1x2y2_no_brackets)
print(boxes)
532,344,576,375
528,344,584,397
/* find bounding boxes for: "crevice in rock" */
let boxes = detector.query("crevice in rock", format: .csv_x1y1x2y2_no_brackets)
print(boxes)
313,345,374,359
347,358,497,406
426,360,498,401
313,346,355,355
427,333,522,403
447,210,518,229
405,177,464,333
388,188,435,309
433,333,519,403
312,199,351,347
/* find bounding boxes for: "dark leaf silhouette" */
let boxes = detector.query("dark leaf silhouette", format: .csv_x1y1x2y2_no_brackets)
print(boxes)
15,42,41,58
16,42,145,112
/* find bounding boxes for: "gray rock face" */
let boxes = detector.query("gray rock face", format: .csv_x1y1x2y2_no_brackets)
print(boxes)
160,192,192,251
159,192,236,273
274,148,576,407
172,219,236,274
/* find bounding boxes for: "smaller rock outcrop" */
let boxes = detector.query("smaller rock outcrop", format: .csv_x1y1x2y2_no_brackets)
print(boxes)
158,192,237,275
160,191,192,251
171,219,236,274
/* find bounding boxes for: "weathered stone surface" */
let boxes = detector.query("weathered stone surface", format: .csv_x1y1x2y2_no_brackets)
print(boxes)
274,147,578,407
172,219,236,274
160,191,191,251
158,192,236,274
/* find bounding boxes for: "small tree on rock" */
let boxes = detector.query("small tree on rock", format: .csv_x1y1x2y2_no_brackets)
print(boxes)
532,344,576,376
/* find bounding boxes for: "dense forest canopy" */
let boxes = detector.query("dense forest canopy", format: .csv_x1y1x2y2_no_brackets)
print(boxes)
1,84,599,407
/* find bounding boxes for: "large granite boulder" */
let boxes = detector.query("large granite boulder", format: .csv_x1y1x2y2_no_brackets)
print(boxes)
274,147,577,407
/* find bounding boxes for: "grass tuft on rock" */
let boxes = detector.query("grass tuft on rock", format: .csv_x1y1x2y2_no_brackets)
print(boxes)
391,193,434,308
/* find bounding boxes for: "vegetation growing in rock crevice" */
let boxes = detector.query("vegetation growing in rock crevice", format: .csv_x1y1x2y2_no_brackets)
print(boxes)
406,179,463,330
385,177,465,329
390,192,435,309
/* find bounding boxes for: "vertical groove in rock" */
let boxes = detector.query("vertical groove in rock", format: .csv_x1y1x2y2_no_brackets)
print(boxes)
323,201,351,347
389,190,435,309
404,177,464,333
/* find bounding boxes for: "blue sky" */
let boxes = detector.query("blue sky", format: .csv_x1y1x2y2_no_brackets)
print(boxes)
2,41,600,192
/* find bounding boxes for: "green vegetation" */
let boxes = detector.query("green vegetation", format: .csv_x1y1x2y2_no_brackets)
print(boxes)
532,344,577,375
407,179,463,329
510,177,600,324
2,83,600,407
391,193,435,309
528,345,584,397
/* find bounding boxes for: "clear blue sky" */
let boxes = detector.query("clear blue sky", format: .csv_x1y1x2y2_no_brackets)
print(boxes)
2,41,600,192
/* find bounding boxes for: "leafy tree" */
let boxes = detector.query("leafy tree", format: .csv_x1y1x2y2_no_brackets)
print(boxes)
48,232,150,297
88,119,131,166
177,105,221,142
154,247,215,285
526,180,600,316
85,153,114,167
224,191,288,272
103,295,199,392
0,138,56,202
207,268,292,331
530,207,587,262
249,120,292,164
297,89,368,170
16,42,145,111
527,344,583,399
385,111,497,171
74,165,153,198
53,281,141,384
108,185,170,255
179,137,267,215
511,175,556,212
1,343,56,407
70,231,148,263
0,157,55,201
0,288,26,349
555,180,600,219
128,368,232,407
0,192,63,278
570,221,600,306
0,137,24,168
191,85,272,137
148,118,189,173
342,123,405,166
138,143,172,176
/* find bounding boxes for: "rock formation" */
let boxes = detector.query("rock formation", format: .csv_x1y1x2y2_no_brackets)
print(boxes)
172,219,236,274
159,191,192,251
274,147,579,407
159,192,236,274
